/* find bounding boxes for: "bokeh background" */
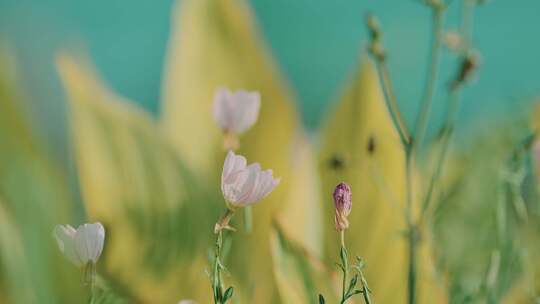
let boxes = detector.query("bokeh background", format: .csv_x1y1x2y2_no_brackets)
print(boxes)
1,0,540,303
1,0,539,156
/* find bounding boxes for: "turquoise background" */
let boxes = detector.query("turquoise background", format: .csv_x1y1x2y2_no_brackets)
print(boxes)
0,0,539,158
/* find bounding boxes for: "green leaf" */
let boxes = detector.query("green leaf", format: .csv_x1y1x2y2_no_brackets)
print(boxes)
346,274,358,296
318,294,326,304
222,286,234,303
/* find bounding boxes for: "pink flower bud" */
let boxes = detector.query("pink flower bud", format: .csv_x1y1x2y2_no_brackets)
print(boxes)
333,182,352,231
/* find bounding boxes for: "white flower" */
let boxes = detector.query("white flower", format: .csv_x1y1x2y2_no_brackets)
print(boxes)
213,87,261,134
54,222,105,267
221,150,280,208
177,301,197,304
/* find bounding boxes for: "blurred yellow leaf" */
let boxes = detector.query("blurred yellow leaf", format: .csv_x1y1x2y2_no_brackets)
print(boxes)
270,221,339,304
318,58,447,303
278,134,323,258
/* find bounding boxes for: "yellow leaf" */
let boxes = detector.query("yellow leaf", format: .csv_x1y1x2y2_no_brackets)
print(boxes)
270,221,339,304
278,134,323,258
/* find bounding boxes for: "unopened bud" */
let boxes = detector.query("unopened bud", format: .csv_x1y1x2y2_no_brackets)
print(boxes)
333,182,352,231
452,51,481,90
366,14,386,61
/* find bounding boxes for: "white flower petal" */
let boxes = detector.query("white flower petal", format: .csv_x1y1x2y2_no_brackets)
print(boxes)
220,152,279,207
247,170,279,204
213,88,233,130
75,223,105,264
231,91,260,133
212,88,260,134
235,163,261,204
53,225,83,267
222,150,247,183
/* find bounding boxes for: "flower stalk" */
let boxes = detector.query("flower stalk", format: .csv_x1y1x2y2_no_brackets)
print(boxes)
319,183,371,304
209,150,280,303
211,226,233,304
53,222,105,304
366,1,481,302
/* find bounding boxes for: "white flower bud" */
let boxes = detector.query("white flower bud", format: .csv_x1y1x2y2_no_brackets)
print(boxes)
54,222,105,267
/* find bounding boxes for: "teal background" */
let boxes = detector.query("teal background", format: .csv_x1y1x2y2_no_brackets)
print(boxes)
0,0,539,158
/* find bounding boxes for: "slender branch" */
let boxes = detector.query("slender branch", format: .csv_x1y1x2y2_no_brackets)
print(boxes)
340,231,348,304
404,146,417,304
366,14,411,146
377,62,412,146
212,230,224,304
419,88,462,223
461,0,475,48
413,7,445,150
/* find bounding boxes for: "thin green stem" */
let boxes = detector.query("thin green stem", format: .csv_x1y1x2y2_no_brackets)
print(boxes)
89,279,96,304
419,89,462,223
213,230,224,304
461,0,475,48
340,230,348,304
405,7,446,304
407,225,418,304
84,262,97,304
413,8,445,150
361,283,372,304
404,146,417,304
374,60,411,146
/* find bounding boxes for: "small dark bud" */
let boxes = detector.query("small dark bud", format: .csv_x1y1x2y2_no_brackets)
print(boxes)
451,51,481,90
366,13,386,61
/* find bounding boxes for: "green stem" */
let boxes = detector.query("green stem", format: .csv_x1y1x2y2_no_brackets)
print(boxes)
360,273,372,304
84,263,97,304
461,0,475,48
339,230,348,304
413,8,445,150
213,230,224,304
407,225,418,304
374,60,411,146
405,7,445,304
404,146,417,304
419,89,462,222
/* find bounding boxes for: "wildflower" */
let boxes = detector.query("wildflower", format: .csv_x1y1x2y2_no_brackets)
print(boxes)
221,150,280,208
53,223,105,267
213,88,261,150
215,150,280,232
178,300,197,304
333,182,352,231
